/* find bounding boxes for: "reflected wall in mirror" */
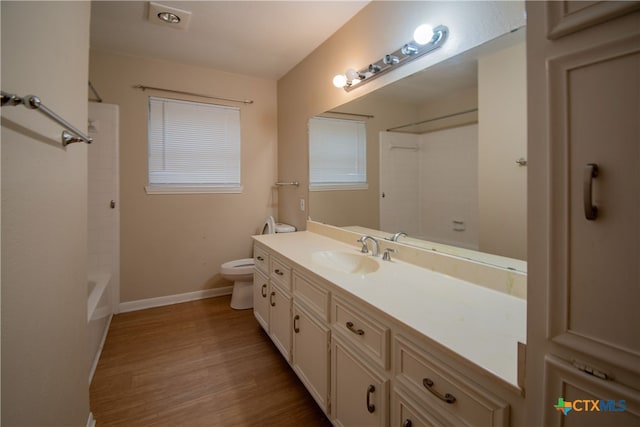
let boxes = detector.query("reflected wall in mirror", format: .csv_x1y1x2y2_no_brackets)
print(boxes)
309,28,527,272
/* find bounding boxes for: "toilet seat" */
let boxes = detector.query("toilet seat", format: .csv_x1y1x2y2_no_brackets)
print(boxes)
221,258,255,277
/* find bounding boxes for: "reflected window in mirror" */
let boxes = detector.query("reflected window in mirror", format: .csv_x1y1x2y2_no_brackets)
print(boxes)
309,117,367,191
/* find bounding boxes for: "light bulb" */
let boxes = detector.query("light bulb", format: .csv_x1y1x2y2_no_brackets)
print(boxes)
345,68,361,81
333,74,347,88
413,24,434,45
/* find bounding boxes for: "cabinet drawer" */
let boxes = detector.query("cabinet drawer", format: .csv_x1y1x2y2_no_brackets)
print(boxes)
332,295,389,369
392,386,452,427
254,245,269,274
270,257,291,290
293,272,330,321
394,335,509,427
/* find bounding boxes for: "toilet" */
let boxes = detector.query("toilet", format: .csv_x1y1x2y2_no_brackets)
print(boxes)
221,216,295,310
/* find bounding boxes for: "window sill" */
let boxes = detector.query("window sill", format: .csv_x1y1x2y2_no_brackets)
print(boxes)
309,183,368,192
145,185,243,195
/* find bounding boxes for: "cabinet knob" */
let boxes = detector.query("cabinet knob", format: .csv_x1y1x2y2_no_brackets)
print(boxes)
270,291,276,307
261,283,267,298
402,420,413,427
257,256,264,261
274,269,284,276
366,384,376,413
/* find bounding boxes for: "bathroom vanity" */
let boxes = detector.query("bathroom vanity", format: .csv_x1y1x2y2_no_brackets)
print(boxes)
252,221,526,426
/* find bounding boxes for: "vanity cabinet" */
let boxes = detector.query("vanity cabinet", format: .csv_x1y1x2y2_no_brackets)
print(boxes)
268,255,292,361
291,272,331,412
253,244,292,361
332,334,390,427
331,294,391,427
292,301,330,412
253,238,523,426
253,269,269,331
394,334,509,427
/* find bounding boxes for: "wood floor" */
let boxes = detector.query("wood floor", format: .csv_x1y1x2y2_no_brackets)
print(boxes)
90,296,333,426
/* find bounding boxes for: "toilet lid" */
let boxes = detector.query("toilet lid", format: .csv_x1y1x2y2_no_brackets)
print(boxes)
275,223,296,233
262,216,276,234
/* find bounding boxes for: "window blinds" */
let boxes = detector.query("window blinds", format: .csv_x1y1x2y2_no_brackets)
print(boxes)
148,97,241,190
309,116,366,189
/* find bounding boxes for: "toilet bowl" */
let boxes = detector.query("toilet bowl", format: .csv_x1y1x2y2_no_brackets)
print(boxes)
221,258,255,310
222,216,295,310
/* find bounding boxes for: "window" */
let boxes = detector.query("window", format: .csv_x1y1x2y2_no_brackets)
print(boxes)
308,117,367,190
146,96,241,193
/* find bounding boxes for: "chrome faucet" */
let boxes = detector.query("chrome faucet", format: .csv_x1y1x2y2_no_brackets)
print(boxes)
358,235,379,257
390,231,408,242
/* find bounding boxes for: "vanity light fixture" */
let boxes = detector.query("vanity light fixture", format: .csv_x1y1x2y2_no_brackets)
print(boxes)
332,23,448,91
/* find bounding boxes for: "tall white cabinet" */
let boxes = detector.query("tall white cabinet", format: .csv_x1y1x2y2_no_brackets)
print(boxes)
526,2,640,425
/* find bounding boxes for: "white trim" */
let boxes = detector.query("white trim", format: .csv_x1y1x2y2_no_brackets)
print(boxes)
86,412,96,427
309,183,368,192
119,286,233,313
145,185,243,194
89,313,113,385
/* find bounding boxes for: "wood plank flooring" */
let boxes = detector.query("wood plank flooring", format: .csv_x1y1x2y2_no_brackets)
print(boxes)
90,296,333,426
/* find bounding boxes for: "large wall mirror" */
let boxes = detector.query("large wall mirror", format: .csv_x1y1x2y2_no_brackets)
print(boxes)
309,27,527,272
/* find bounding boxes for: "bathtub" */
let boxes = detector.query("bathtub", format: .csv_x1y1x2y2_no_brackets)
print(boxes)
88,272,113,383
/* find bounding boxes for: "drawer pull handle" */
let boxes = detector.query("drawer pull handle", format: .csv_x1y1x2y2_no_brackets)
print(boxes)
274,269,284,276
293,314,300,333
402,420,412,427
423,378,456,404
346,321,365,336
366,384,376,413
256,256,264,261
270,291,276,307
584,163,599,220
261,283,267,298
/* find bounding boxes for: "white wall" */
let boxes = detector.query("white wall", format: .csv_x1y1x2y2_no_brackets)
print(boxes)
1,2,91,425
380,125,479,249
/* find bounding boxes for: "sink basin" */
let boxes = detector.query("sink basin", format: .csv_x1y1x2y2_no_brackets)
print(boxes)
311,250,380,275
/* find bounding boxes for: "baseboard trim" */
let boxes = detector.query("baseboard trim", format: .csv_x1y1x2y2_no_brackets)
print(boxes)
87,412,96,427
119,286,233,313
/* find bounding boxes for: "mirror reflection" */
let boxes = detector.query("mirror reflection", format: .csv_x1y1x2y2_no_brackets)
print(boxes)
309,28,527,272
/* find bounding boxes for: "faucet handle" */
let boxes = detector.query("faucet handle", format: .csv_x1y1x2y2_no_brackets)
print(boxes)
357,238,369,254
382,248,397,261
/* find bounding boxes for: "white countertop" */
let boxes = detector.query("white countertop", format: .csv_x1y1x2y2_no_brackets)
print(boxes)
253,231,526,388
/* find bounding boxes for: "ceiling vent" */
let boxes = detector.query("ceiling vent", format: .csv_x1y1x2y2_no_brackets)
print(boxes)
148,2,192,30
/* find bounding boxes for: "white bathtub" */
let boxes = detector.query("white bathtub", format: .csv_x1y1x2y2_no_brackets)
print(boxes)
88,272,113,383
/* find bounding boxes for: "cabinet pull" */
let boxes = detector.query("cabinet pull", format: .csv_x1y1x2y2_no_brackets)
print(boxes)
261,283,267,298
270,291,276,307
256,256,264,261
293,315,300,333
274,269,284,276
346,321,365,336
583,163,599,221
366,384,376,413
423,378,456,404
402,420,412,427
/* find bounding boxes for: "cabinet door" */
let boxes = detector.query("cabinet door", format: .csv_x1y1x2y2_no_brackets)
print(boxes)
269,282,292,361
546,22,640,375
292,303,330,413
253,269,269,332
331,337,389,427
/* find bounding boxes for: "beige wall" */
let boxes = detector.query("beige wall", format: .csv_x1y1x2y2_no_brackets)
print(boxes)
478,41,527,260
278,1,526,231
1,2,91,425
89,51,277,303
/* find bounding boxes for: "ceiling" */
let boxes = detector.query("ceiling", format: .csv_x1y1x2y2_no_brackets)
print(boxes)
90,1,369,80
